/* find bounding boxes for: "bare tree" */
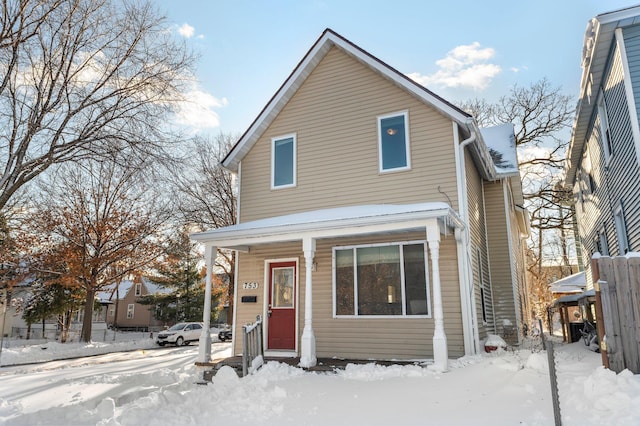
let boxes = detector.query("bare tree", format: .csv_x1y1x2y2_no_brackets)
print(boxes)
461,78,575,326
0,0,193,213
29,158,167,342
170,133,238,323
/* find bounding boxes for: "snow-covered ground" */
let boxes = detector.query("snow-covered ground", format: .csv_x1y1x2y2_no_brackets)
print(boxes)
0,335,639,425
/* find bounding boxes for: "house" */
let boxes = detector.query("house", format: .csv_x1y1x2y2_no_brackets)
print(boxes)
565,5,640,287
96,276,170,331
192,29,529,371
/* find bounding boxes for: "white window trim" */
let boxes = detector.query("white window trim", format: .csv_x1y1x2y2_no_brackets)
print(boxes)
598,226,609,256
332,240,431,319
271,133,297,190
377,110,411,173
134,283,142,296
614,203,629,255
126,303,135,319
597,91,613,164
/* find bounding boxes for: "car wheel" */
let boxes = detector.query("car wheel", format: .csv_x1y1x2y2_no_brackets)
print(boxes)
158,342,165,347
176,336,184,346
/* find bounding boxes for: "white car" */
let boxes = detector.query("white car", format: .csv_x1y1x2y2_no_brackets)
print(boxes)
156,322,203,346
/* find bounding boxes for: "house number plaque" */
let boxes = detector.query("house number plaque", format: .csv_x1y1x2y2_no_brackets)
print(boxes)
243,282,259,290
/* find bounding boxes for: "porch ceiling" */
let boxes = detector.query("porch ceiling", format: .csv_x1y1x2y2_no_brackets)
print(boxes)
190,202,463,250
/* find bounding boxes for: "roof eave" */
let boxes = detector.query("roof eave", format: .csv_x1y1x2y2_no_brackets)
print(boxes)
566,6,640,185
191,206,463,248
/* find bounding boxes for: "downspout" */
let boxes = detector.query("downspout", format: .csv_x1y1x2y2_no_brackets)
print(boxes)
453,121,480,355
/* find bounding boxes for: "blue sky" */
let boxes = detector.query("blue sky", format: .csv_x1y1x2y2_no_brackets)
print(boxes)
157,0,640,136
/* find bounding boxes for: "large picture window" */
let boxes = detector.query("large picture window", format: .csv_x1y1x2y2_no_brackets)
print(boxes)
271,134,296,189
378,111,410,172
334,242,430,317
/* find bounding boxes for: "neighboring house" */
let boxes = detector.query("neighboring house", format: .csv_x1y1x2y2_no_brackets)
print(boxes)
192,29,529,370
96,277,170,331
566,5,640,288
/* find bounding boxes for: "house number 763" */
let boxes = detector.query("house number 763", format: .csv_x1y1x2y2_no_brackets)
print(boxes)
243,282,259,290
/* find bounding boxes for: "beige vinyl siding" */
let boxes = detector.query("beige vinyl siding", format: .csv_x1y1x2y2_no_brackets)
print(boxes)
464,150,494,338
239,46,459,223
484,180,517,341
233,232,464,359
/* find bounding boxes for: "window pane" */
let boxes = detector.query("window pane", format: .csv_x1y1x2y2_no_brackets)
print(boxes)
380,115,407,170
272,267,294,308
403,244,428,315
357,246,401,315
274,137,294,187
335,249,355,315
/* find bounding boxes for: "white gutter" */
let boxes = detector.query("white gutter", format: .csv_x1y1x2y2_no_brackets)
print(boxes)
453,121,481,355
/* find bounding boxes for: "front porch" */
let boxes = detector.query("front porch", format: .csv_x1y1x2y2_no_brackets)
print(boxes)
192,203,478,374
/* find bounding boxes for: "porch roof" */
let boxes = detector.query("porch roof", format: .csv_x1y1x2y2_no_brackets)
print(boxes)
190,202,463,250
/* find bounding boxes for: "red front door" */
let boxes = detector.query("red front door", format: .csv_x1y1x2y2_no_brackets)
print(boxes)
267,261,296,350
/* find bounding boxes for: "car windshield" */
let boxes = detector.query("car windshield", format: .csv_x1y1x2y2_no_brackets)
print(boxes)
168,323,186,331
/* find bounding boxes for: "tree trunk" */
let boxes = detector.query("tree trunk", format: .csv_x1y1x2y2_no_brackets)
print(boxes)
81,287,96,342
26,323,31,340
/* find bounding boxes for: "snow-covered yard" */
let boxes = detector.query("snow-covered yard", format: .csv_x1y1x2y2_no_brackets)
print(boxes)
0,336,639,425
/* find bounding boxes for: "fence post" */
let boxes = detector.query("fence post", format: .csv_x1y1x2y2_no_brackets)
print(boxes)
599,256,625,372
543,333,562,426
626,257,640,374
256,315,263,359
591,256,609,368
242,324,249,377
613,256,640,373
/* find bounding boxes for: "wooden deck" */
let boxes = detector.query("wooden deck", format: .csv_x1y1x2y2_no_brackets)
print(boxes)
195,356,425,381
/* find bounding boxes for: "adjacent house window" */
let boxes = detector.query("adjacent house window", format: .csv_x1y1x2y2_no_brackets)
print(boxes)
597,227,609,256
134,283,142,296
126,303,135,319
614,203,629,254
597,92,613,162
333,241,430,317
378,111,410,172
271,134,296,189
109,308,114,317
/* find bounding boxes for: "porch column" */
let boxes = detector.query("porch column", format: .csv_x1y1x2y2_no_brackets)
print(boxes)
199,245,216,363
427,220,448,372
300,236,317,368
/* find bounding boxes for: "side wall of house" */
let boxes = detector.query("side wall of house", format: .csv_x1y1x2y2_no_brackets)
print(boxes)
484,180,518,341
464,149,494,339
111,286,153,329
233,232,464,360
238,46,460,223
574,30,640,288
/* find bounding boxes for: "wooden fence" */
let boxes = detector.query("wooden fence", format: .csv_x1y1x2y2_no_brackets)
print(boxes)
594,255,640,373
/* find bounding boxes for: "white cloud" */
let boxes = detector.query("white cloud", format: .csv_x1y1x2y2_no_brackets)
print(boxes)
178,23,195,38
408,42,501,91
174,84,228,130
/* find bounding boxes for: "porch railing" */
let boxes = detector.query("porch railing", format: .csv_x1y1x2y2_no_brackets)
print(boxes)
242,315,264,376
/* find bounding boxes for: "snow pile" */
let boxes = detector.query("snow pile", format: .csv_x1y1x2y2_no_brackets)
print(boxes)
1,341,639,425
1,339,156,366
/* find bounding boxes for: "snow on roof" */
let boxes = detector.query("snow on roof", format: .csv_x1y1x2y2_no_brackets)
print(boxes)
550,271,586,294
479,124,518,176
96,278,170,303
191,202,461,246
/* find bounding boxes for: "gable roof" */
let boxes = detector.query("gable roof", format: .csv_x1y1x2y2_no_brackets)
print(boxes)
221,28,475,173
566,5,640,185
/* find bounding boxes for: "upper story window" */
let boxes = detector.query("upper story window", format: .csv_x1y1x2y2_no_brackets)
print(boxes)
378,111,410,173
597,92,613,163
134,283,142,296
614,203,629,255
271,133,296,189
